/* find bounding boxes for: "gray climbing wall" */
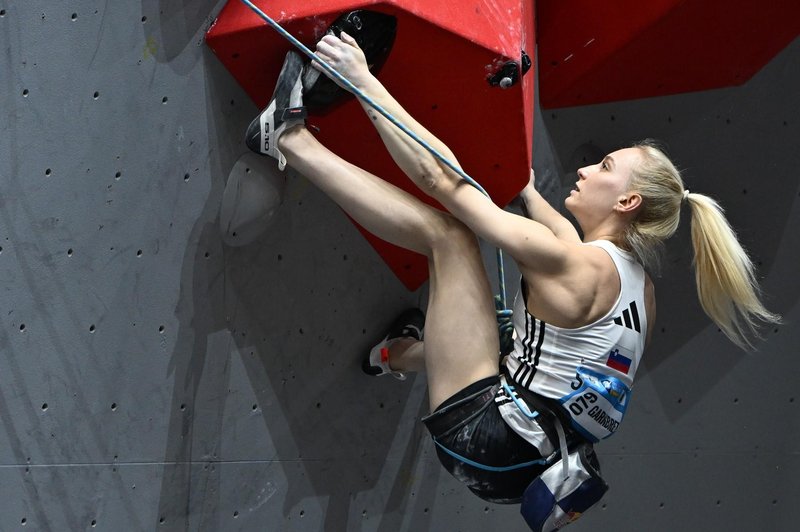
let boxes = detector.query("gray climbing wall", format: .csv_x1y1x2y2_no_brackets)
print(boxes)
0,1,797,530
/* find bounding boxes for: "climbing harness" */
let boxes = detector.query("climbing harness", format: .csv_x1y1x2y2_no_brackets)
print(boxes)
238,0,515,329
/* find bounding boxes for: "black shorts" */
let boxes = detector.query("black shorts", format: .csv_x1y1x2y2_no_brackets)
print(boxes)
421,376,550,504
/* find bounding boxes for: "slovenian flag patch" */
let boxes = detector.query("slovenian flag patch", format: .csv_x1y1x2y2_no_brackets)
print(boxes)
606,349,632,375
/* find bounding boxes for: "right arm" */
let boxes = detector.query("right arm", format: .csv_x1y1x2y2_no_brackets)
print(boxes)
518,170,582,243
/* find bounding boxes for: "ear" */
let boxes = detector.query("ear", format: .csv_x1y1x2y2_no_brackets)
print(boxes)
615,192,642,214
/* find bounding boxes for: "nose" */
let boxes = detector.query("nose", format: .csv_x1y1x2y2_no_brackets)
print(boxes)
577,167,587,180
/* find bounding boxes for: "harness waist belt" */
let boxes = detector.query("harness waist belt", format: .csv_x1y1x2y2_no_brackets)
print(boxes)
422,384,499,436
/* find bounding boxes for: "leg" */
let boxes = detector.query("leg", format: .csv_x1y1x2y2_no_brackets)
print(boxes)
280,127,500,410
385,338,425,373
367,227,501,412
422,223,501,409
281,126,443,255
313,34,467,202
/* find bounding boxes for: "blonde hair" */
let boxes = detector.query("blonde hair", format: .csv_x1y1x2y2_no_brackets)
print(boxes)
623,139,780,349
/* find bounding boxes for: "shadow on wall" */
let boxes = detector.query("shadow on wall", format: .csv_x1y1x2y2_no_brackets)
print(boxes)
140,0,223,74
154,26,441,530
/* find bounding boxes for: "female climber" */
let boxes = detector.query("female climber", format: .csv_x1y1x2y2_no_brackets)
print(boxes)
244,32,780,505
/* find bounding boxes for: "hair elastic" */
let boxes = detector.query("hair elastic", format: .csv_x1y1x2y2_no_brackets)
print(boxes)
682,189,690,201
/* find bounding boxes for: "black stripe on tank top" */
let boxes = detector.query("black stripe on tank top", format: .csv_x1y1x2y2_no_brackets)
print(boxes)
525,314,537,364
514,310,533,383
630,301,641,333
525,320,546,389
521,278,533,366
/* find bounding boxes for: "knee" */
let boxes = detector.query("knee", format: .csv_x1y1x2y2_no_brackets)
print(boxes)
425,213,479,255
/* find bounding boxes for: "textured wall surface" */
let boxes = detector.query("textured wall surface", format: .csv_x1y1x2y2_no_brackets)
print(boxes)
1,1,797,531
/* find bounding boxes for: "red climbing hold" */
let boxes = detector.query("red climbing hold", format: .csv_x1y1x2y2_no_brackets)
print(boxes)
206,0,535,290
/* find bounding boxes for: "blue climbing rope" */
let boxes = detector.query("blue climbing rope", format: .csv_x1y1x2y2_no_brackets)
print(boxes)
238,0,512,317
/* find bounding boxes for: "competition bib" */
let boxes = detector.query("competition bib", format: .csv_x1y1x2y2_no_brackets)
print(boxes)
559,367,631,443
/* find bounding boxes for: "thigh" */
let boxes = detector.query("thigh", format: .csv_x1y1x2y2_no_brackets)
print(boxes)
423,217,501,410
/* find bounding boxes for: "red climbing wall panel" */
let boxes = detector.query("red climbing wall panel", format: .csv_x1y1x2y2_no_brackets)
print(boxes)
536,0,800,109
206,0,535,290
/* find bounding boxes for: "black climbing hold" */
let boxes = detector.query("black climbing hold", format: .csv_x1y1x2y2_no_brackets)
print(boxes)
303,10,398,113
488,49,532,89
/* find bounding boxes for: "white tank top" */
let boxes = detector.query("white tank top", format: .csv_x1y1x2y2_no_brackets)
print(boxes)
505,240,647,401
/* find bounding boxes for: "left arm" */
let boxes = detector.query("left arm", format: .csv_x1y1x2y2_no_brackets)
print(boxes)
315,33,569,272
314,33,462,190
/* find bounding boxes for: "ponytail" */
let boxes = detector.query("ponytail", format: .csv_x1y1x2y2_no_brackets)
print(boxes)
685,192,780,349
627,140,780,349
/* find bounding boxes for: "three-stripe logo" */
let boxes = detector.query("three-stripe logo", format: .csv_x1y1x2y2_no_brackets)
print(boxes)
613,301,641,333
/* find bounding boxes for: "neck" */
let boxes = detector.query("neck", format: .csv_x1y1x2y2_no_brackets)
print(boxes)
581,220,628,247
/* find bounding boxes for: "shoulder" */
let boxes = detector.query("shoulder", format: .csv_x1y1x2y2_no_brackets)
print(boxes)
521,242,620,327
563,241,621,281
524,241,615,284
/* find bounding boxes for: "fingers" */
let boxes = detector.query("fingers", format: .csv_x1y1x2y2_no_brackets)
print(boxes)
339,31,359,48
315,40,338,59
315,36,352,65
310,58,325,72
318,34,343,50
312,32,369,87
311,39,337,72
318,32,360,51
